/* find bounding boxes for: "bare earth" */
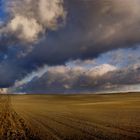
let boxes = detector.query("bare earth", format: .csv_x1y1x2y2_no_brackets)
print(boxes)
0,95,40,139
0,93,140,140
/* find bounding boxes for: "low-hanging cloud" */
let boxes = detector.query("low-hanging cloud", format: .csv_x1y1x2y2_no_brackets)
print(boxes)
13,63,117,92
14,62,140,93
13,47,140,93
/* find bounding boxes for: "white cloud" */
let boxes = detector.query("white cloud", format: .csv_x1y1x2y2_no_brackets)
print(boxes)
86,64,117,77
15,65,48,87
1,0,66,43
8,15,43,42
39,0,66,28
14,63,117,88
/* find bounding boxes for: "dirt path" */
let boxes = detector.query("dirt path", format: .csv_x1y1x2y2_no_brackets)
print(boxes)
0,95,40,140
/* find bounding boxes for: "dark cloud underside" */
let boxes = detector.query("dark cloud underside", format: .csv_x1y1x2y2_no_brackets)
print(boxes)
0,0,139,92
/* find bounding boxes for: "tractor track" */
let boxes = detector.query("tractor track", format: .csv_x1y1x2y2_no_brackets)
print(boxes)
0,95,40,140
0,94,139,140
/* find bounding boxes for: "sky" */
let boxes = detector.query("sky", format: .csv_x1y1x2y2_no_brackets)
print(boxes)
0,0,140,93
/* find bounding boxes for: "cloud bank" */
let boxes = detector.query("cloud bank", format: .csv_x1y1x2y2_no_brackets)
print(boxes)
14,47,140,93
15,63,140,93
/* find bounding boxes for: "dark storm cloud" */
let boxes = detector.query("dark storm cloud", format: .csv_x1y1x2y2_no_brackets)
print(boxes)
0,0,140,89
0,0,66,87
23,0,140,66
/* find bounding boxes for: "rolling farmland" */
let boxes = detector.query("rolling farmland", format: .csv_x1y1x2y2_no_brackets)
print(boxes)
0,93,140,140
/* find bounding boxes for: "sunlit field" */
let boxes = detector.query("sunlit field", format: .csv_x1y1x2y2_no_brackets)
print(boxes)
0,93,139,140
